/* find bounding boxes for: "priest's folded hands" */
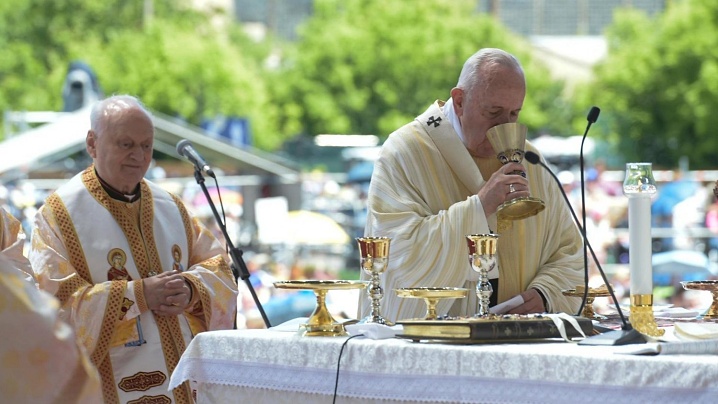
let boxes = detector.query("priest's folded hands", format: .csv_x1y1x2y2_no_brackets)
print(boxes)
143,270,194,316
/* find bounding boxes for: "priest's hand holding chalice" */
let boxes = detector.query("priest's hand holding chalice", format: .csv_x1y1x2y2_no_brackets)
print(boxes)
486,122,545,232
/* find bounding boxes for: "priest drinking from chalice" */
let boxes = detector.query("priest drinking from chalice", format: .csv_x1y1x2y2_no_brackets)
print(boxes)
358,48,583,323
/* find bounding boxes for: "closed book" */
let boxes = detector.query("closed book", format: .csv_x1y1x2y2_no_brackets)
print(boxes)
397,314,593,342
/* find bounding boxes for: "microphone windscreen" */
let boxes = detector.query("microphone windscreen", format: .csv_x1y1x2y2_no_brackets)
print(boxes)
587,106,600,124
176,139,191,156
525,151,540,165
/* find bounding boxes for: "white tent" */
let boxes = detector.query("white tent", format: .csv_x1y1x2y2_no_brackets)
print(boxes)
0,107,91,177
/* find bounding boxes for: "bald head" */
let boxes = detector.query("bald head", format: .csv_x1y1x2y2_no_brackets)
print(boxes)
86,95,155,194
456,48,525,100
90,95,152,137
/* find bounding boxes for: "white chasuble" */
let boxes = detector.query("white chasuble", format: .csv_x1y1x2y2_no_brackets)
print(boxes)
361,101,584,322
30,167,238,404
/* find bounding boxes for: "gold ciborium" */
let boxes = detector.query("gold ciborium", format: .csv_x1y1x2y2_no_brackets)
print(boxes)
466,234,499,317
357,236,393,325
486,123,545,229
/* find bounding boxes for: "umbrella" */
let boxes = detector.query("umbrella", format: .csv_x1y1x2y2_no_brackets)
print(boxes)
262,290,317,325
347,161,374,183
651,181,697,217
286,210,350,245
651,250,715,285
191,188,243,217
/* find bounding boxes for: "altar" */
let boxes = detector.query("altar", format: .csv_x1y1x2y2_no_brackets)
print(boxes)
169,327,718,403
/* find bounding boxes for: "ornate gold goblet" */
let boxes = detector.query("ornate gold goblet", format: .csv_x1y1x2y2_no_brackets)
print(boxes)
466,234,499,317
357,236,393,325
486,123,545,229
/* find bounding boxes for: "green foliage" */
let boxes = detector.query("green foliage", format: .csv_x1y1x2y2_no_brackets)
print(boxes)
0,0,281,149
0,0,574,153
269,0,573,140
586,0,718,169
72,21,281,150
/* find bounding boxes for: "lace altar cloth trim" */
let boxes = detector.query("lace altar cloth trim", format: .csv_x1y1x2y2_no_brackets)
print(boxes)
169,330,718,403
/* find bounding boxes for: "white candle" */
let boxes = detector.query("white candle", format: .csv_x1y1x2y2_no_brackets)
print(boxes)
623,162,657,297
628,196,653,295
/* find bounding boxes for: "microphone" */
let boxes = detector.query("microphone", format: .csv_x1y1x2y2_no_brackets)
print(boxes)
578,107,599,316
525,151,644,345
176,139,215,178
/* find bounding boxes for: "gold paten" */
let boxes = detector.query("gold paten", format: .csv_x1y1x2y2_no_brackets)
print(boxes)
395,287,468,320
629,294,665,337
273,280,368,337
486,123,545,232
562,288,611,320
681,280,718,319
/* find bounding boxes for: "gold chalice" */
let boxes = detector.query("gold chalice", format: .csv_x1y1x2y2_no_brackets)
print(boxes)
466,233,499,317
486,123,545,227
273,280,368,336
396,287,468,320
357,236,393,325
681,280,718,319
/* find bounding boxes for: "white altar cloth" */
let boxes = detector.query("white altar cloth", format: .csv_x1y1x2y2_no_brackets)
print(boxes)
170,329,718,403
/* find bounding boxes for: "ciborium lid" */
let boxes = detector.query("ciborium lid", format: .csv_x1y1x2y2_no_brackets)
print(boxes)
486,123,528,164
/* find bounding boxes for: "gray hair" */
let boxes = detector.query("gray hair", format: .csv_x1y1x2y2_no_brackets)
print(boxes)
90,94,152,134
456,48,524,98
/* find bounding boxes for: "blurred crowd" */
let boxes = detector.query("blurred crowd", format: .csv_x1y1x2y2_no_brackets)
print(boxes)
4,159,717,326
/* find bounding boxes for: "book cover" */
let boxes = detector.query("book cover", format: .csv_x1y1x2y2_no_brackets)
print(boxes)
397,314,593,342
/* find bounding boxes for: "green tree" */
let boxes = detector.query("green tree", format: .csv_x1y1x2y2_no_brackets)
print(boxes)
269,0,575,141
72,20,282,150
585,0,718,169
0,0,281,150
0,0,201,114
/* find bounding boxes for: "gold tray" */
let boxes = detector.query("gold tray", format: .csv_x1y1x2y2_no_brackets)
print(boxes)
396,287,468,320
562,288,611,320
274,280,368,336
681,280,718,319
274,280,368,290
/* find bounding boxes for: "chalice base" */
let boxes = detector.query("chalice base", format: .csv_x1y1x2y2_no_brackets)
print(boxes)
300,322,348,337
497,196,545,221
359,315,394,326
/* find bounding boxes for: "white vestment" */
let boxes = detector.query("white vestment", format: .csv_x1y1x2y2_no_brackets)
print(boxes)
30,167,238,404
1,206,33,281
360,101,583,322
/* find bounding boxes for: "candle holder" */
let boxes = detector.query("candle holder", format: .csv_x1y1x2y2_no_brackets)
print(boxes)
466,234,499,317
623,162,664,337
357,236,393,325
486,123,545,232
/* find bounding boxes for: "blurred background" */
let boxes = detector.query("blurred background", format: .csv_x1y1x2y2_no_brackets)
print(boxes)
2,0,717,327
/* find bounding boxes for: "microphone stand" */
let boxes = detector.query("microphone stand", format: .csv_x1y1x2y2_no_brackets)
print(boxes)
577,114,593,317
526,152,644,345
193,168,272,329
